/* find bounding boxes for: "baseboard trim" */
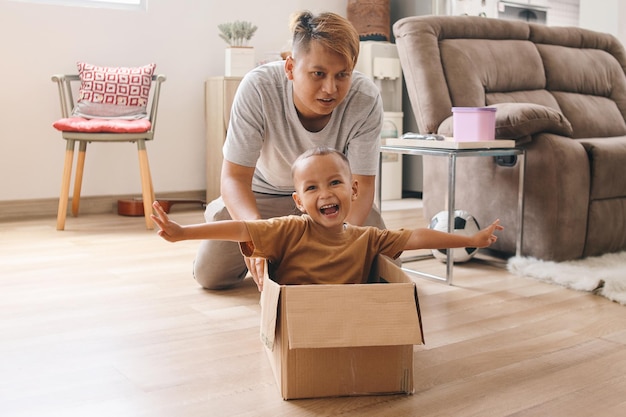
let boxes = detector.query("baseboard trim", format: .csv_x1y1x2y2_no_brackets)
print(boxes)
0,190,207,222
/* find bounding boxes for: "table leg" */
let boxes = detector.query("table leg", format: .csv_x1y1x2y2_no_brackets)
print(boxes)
516,150,526,257
445,153,456,285
377,153,382,210
399,154,456,285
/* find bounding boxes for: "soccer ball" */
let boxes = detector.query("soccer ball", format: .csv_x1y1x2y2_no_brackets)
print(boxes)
428,210,480,263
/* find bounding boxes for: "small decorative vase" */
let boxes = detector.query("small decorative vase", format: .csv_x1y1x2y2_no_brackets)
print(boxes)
347,0,391,41
225,47,255,77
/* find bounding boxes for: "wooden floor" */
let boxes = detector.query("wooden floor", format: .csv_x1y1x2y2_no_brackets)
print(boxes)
2,203,626,417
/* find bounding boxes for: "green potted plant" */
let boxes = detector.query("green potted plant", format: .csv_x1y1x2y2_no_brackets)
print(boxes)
218,21,258,47
219,21,258,76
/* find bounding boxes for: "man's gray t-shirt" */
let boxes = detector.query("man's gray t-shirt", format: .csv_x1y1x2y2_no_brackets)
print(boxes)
222,60,383,196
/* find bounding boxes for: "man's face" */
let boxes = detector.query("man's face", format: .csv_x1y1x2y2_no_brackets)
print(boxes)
285,42,353,122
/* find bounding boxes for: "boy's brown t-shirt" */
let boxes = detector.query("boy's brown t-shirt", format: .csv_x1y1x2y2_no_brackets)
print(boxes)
239,215,411,285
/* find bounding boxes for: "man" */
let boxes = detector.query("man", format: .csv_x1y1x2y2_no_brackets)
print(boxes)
194,11,386,289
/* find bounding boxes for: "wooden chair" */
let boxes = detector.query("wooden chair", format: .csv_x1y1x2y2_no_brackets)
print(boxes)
51,73,166,230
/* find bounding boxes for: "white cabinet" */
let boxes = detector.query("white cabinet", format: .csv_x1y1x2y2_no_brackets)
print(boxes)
356,41,404,201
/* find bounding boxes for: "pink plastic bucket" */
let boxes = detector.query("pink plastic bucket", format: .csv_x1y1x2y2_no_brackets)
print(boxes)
452,107,496,142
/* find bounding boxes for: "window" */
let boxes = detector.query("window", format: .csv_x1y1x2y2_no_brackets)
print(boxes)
86,0,142,6
13,0,145,10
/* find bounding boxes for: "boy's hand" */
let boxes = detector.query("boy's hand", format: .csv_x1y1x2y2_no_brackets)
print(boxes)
151,201,185,242
473,219,504,248
246,257,265,292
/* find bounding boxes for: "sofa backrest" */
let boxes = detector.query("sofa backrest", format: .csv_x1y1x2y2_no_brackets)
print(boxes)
393,16,626,139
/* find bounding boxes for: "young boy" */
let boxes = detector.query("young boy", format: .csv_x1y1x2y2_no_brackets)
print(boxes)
152,147,503,291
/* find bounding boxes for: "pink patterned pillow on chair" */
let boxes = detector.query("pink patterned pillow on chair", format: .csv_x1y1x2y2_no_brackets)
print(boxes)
73,62,156,120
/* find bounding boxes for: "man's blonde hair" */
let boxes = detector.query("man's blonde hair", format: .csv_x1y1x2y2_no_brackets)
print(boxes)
289,11,360,70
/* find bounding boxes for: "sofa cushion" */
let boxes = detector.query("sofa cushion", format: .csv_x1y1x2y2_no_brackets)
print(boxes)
441,39,546,106
578,137,626,199
53,117,152,133
585,199,626,257
491,103,573,139
553,92,626,138
538,44,626,138
486,90,561,109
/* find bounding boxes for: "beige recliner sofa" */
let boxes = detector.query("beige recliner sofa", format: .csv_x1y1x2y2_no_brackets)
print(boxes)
393,16,626,262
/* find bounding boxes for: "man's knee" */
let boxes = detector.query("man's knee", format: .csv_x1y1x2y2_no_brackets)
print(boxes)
365,206,386,229
193,240,247,290
193,264,245,290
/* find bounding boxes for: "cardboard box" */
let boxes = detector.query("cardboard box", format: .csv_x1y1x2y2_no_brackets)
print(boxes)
260,255,424,400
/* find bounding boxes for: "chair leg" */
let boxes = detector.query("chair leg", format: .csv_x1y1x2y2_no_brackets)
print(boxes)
57,140,75,230
72,141,87,217
137,140,155,230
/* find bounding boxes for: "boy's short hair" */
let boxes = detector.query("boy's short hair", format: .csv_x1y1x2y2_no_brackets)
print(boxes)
291,146,352,180
289,11,360,70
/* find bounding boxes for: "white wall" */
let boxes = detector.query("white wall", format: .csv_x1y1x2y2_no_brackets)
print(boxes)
1,0,623,204
547,0,580,27
0,0,346,202
579,0,626,45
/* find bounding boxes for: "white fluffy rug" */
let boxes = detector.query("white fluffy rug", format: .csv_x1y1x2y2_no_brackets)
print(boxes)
507,251,626,305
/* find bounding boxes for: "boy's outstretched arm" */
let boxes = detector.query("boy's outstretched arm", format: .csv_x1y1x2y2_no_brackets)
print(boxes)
404,219,503,251
151,201,252,243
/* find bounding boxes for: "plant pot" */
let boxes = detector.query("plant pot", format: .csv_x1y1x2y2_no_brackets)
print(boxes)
225,47,255,76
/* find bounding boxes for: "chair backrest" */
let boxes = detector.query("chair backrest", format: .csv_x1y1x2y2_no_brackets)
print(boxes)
51,73,166,132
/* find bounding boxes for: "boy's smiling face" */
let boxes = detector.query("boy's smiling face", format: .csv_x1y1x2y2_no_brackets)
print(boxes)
292,152,358,232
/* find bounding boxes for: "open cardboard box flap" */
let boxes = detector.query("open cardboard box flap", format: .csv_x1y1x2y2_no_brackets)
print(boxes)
260,255,423,351
260,274,281,350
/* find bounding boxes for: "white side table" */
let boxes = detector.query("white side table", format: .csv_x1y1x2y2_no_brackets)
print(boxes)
379,141,525,285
